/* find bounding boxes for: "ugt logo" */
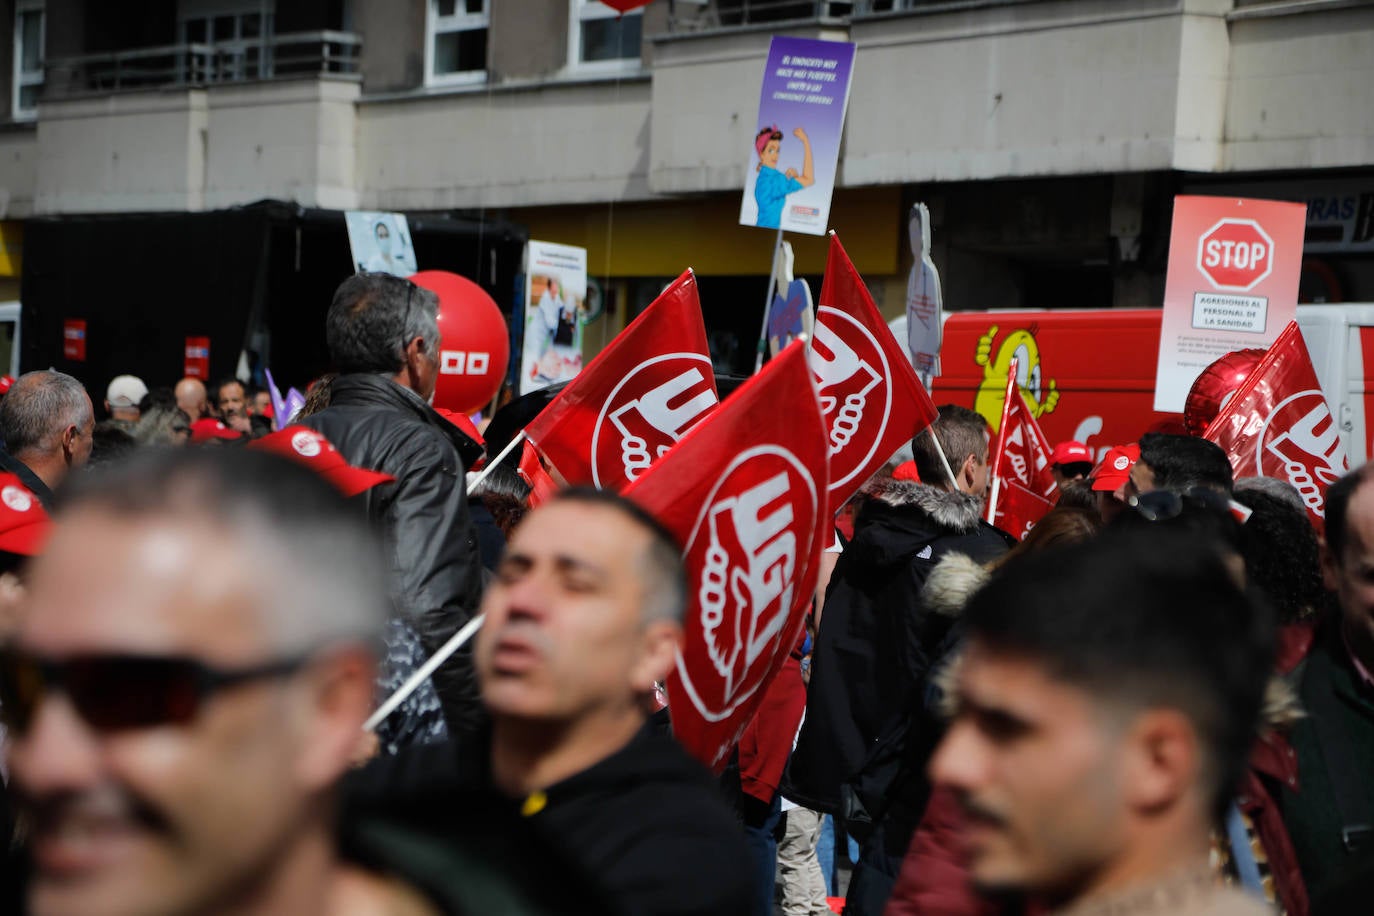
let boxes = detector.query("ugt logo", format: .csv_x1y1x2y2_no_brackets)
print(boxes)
808,307,891,491
590,353,718,488
1257,390,1347,518
675,446,819,734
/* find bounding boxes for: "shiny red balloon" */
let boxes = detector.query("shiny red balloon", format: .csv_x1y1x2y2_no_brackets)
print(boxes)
1183,348,1266,436
410,270,510,416
600,0,653,11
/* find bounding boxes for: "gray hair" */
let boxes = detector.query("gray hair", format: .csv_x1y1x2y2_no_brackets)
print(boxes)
133,405,192,447
1,370,93,455
59,448,389,654
325,273,441,375
1234,476,1306,516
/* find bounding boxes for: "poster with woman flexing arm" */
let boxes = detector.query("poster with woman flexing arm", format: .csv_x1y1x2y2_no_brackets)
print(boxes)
739,37,856,236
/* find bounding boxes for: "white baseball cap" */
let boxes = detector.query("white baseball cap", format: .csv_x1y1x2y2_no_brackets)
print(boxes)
106,374,148,409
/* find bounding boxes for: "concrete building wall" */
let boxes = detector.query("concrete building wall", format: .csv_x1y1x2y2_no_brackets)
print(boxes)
204,79,360,210
490,0,568,81
1224,3,1374,172
34,91,209,213
353,0,426,94
356,78,652,210
0,128,37,217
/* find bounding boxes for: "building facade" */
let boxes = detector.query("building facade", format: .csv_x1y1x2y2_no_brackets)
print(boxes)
1,0,1372,374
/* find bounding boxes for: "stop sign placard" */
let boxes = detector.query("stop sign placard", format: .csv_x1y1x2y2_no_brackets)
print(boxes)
1196,218,1275,292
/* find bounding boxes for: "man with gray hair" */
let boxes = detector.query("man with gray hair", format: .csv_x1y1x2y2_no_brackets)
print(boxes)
0,370,95,507
3,448,413,913
299,272,486,747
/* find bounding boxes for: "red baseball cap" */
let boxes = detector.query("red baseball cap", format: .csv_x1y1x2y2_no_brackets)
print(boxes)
249,426,395,497
1091,444,1141,492
1051,440,1093,466
190,418,243,443
0,475,51,556
0,376,15,396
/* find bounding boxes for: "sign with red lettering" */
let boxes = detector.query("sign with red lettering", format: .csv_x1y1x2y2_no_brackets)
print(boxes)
184,337,210,379
1155,196,1305,412
62,320,86,362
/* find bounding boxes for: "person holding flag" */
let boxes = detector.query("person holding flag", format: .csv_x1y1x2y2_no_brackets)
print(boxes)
788,406,1013,916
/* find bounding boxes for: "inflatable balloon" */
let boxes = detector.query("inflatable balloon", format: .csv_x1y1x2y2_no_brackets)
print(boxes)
410,270,511,416
1183,348,1266,436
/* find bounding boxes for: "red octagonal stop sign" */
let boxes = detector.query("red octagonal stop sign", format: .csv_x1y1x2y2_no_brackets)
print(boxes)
1196,218,1275,292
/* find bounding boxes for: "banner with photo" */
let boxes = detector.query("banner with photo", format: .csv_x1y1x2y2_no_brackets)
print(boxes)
739,36,856,236
521,240,589,395
344,211,418,277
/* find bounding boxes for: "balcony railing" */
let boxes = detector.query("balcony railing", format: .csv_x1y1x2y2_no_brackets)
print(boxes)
45,30,361,97
665,0,1041,33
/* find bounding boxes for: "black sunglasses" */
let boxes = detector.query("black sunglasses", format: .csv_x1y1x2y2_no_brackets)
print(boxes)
1127,487,1247,524
0,649,309,735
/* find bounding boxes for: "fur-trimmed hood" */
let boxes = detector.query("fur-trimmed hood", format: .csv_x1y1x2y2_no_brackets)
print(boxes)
858,478,986,534
920,552,990,619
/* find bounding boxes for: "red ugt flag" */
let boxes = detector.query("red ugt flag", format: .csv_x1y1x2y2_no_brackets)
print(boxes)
524,270,718,490
987,359,1058,539
626,340,829,771
811,234,939,519
1204,321,1348,530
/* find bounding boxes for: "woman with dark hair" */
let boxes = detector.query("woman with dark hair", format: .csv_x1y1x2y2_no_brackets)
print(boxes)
752,124,814,229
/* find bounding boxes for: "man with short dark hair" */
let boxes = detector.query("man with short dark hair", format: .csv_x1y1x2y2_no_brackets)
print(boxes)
299,272,486,745
212,378,251,434
930,528,1274,915
1276,462,1374,902
1131,432,1234,498
346,489,754,916
789,404,1011,913
0,370,95,506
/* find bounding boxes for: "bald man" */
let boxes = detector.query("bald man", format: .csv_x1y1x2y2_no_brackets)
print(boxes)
175,378,209,423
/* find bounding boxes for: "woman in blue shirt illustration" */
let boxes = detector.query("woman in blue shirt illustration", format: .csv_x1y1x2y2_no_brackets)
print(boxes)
753,124,814,229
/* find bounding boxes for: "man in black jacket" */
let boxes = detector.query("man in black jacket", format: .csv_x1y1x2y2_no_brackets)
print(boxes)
345,489,753,916
300,272,487,742
788,404,1012,913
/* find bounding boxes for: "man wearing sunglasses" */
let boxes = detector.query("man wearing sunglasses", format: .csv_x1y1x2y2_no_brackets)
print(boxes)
1,448,443,915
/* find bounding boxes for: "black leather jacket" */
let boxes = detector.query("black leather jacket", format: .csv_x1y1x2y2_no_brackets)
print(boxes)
299,373,486,736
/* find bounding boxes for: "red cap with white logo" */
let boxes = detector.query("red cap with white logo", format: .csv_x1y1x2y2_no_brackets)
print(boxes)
1091,444,1141,493
248,426,395,497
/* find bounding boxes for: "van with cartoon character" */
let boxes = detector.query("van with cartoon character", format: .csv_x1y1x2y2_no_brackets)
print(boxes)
929,305,1374,464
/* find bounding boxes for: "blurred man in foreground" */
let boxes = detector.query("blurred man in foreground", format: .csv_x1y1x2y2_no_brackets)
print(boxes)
930,529,1274,915
2,449,441,915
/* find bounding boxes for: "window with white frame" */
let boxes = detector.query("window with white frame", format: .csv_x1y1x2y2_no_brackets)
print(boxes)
569,1,643,72
427,0,488,85
12,0,44,120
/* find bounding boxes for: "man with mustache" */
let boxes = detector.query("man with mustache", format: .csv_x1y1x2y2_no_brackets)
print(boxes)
346,488,754,915
928,528,1274,915
1,449,584,915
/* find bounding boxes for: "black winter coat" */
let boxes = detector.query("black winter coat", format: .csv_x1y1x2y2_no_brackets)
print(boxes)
299,373,486,735
786,479,1012,816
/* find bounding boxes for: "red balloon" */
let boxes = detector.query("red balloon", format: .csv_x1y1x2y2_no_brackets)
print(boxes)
600,0,653,11
1183,348,1266,436
410,270,510,416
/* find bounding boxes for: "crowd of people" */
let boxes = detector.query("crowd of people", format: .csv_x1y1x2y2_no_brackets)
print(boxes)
0,270,1366,916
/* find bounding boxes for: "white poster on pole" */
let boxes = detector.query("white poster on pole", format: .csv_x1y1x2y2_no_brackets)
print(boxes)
521,240,589,394
345,211,418,276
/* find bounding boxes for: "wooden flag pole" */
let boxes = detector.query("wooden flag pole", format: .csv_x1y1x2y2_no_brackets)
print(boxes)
925,424,961,492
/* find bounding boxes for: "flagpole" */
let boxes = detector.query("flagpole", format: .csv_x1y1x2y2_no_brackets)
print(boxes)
753,227,785,374
465,431,526,495
985,358,1018,524
363,613,486,732
925,426,961,491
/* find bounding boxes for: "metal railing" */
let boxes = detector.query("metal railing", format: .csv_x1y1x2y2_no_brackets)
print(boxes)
45,30,361,96
665,0,1042,32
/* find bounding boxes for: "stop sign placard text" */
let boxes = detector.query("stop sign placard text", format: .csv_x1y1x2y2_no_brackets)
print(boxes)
1196,218,1275,292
